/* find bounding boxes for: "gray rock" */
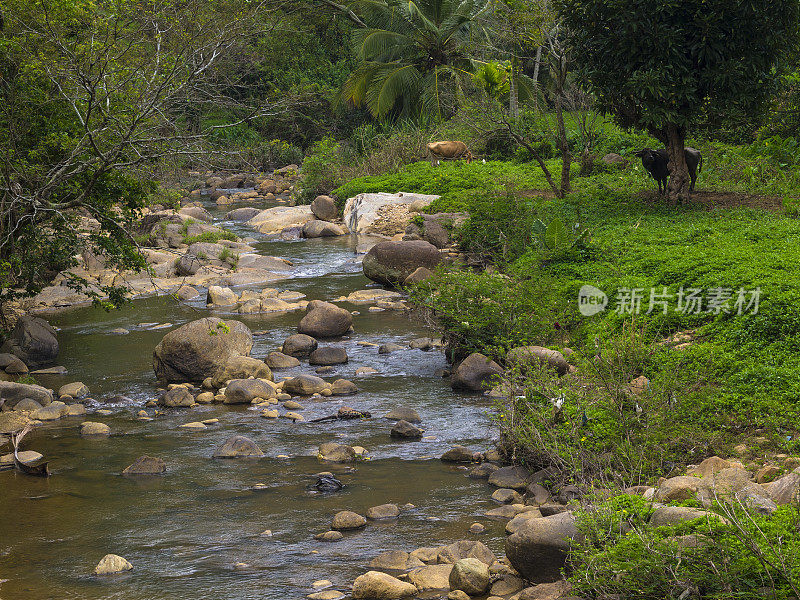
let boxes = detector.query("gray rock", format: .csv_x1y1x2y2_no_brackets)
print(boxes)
311,195,338,221
158,387,194,408
59,382,89,399
0,381,53,408
378,343,404,354
488,466,533,490
390,420,423,439
282,334,318,357
265,352,301,369
315,530,344,542
506,346,568,376
451,353,503,391
224,379,275,404
211,355,272,388
366,503,400,520
362,240,442,286
283,375,328,396
303,220,348,238
319,442,357,462
331,510,367,530
437,540,495,566
213,435,264,458
492,488,523,504
369,550,425,571
330,379,358,395
226,207,261,221
31,401,68,420
404,267,434,285
441,446,476,463
384,407,421,423
94,554,133,575
309,346,348,365
122,455,166,475
352,571,417,599
152,317,252,383
80,421,111,436
13,398,43,412
407,564,453,591
505,511,580,582
449,558,490,596
298,301,353,338
0,315,59,367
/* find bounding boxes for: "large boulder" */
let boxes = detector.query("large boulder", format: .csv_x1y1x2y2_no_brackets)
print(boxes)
223,379,276,404
343,192,438,234
0,315,58,367
282,334,318,357
404,212,467,249
226,207,261,221
449,558,490,596
309,347,348,366
206,285,238,306
352,571,417,599
311,195,338,221
283,374,329,396
298,301,353,338
362,240,441,286
506,346,568,376
213,435,264,458
177,242,232,276
152,317,252,383
265,352,301,369
764,467,800,505
505,512,580,582
210,355,272,388
451,353,503,391
0,381,54,408
247,205,314,234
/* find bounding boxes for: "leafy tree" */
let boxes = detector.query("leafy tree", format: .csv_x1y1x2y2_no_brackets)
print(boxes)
340,0,488,120
555,0,800,202
0,0,274,311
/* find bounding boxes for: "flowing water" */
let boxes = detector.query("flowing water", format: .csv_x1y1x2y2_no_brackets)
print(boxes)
0,195,505,600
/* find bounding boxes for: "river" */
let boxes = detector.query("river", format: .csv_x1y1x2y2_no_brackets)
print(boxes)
0,193,504,600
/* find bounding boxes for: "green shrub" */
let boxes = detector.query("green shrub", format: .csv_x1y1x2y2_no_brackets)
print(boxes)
570,499,800,600
183,230,237,245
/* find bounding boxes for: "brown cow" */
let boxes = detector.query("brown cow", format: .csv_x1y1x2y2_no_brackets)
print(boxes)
427,141,474,166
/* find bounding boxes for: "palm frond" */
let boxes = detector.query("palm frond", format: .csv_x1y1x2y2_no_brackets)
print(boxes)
365,62,423,117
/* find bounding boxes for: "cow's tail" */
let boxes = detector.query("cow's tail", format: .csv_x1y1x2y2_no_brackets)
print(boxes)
698,153,703,174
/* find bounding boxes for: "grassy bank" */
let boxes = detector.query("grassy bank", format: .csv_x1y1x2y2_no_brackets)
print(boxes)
337,148,800,482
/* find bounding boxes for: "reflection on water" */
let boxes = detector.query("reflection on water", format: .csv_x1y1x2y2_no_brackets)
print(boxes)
0,196,500,600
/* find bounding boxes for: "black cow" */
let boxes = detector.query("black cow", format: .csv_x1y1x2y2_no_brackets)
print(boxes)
634,147,703,194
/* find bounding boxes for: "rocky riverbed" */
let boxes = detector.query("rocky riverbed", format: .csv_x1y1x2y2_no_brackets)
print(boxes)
2,168,799,600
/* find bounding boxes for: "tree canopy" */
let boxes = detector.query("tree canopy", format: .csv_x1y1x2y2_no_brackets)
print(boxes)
555,0,800,199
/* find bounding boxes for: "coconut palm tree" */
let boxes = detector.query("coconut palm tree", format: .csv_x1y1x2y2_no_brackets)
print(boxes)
341,0,488,120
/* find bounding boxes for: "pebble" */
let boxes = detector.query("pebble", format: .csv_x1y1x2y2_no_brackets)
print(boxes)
469,523,486,534
282,411,304,421
260,529,273,536
284,400,303,410
261,409,279,418
96,409,112,416
312,580,332,589
315,531,343,542
180,422,207,429
202,418,219,424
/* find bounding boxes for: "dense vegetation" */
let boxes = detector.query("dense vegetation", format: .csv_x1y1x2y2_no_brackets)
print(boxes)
4,0,800,595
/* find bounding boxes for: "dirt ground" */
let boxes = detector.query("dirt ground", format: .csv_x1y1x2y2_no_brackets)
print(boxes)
639,189,785,212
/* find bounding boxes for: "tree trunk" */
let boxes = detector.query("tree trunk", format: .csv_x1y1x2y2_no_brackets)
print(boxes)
532,46,542,85
509,57,519,120
665,124,689,204
555,94,571,194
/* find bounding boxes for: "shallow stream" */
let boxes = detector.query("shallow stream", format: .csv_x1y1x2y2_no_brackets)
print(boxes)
0,195,504,600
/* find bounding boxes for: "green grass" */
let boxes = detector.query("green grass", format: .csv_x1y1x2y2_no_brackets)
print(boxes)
377,153,800,465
